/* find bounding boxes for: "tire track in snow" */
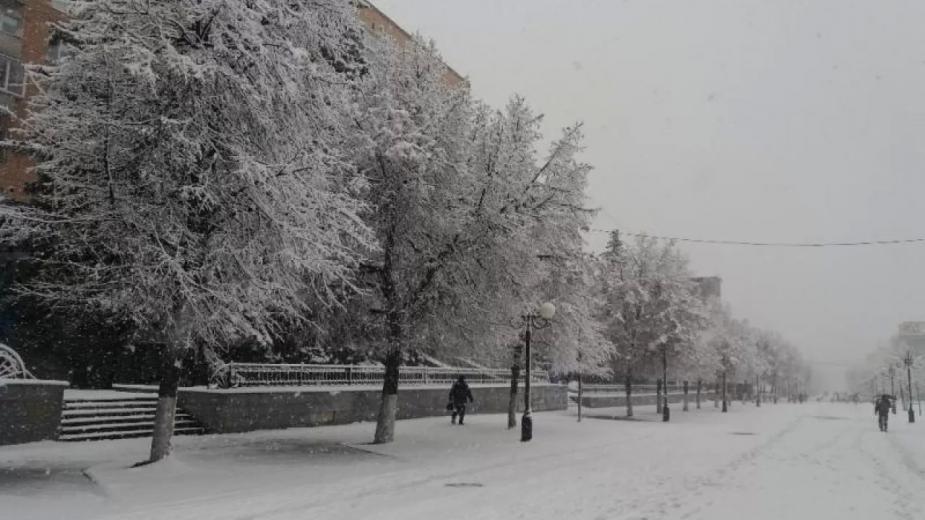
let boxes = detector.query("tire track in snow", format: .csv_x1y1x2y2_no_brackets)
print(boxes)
102,427,661,520
856,428,924,520
622,411,808,519
92,409,828,520
668,406,924,520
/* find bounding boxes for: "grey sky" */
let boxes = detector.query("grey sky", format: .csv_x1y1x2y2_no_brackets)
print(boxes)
376,0,925,388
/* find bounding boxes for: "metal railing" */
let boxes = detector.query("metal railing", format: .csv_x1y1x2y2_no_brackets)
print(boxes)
214,363,550,388
576,383,712,395
0,343,35,380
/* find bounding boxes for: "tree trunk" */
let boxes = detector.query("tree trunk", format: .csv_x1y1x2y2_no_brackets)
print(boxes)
891,374,897,414
577,372,583,422
696,379,702,409
374,347,401,443
713,378,719,408
149,345,182,462
508,346,521,429
721,372,728,413
625,365,634,417
916,383,922,417
683,380,689,411
374,312,403,444
772,373,779,404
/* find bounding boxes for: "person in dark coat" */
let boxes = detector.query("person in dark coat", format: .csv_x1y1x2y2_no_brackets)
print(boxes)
875,394,892,432
449,375,474,425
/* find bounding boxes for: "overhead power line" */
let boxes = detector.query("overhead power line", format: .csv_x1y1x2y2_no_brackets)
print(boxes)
585,229,925,248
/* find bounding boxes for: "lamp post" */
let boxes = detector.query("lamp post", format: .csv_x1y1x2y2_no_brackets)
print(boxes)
904,352,915,424
888,365,897,414
521,302,556,442
661,347,670,422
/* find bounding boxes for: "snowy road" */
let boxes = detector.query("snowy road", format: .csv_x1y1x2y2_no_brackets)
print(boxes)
2,402,923,520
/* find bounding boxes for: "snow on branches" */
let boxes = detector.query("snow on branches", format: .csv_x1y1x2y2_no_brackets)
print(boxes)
0,0,376,460
3,0,374,349
596,233,704,380
351,34,603,441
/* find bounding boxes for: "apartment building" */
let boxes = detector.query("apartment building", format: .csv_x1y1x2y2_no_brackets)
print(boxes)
0,0,464,201
357,1,465,88
0,0,63,201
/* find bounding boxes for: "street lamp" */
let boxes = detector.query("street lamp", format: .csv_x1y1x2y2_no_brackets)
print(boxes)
904,352,915,424
520,302,556,442
661,345,670,422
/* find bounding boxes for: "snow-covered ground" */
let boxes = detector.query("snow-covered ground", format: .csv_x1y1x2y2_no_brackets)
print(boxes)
2,401,923,520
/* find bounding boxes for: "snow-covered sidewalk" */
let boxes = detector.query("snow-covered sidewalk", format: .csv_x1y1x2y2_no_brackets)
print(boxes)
2,402,923,520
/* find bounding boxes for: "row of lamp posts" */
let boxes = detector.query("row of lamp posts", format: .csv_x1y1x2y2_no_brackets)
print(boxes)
516,302,913,442
881,352,916,423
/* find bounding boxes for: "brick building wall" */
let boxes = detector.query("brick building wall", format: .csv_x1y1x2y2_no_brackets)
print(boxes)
0,1,464,200
0,0,62,201
356,1,465,88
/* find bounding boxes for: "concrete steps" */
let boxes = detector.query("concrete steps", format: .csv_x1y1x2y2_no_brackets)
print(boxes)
59,394,205,442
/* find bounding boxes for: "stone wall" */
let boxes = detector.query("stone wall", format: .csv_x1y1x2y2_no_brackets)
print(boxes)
0,379,67,445
179,384,566,434
579,391,719,409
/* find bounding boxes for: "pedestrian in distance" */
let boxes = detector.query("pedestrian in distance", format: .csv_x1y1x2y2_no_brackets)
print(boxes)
449,375,474,425
875,394,892,432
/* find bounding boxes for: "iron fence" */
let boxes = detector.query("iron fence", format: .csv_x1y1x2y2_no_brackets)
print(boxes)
213,363,549,388
576,383,710,395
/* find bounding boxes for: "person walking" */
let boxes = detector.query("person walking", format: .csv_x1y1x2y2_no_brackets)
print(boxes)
449,375,474,425
875,394,892,432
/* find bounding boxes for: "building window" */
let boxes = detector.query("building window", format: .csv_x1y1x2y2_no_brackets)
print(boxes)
0,6,22,38
0,93,10,162
0,53,23,96
46,40,73,65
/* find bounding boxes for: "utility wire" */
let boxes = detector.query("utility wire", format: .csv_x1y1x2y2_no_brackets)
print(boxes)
585,228,925,248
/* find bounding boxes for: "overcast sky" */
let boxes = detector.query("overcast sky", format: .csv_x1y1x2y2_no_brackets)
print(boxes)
376,0,925,388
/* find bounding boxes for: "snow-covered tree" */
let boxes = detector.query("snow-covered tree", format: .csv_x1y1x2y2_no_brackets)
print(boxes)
455,98,607,429
751,329,777,404
596,233,705,417
850,334,919,408
350,36,477,443
353,33,602,442
692,302,811,410
696,302,742,411
678,310,723,408
532,254,609,375
0,0,373,461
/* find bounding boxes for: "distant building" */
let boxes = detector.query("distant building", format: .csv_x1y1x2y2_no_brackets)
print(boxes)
0,0,464,200
691,276,722,301
356,1,465,88
897,321,925,356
